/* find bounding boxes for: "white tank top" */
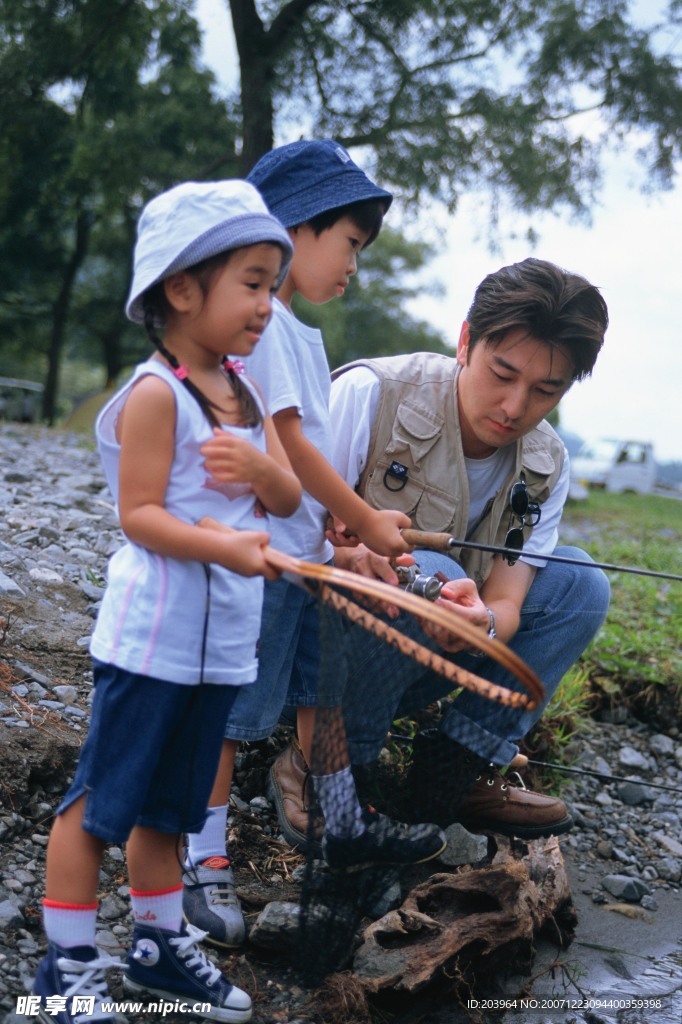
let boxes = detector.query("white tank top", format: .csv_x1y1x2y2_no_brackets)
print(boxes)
90,359,267,686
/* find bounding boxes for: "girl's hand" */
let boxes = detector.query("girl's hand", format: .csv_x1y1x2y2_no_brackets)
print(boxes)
197,517,280,580
419,578,490,654
201,430,268,485
217,529,280,579
354,507,412,558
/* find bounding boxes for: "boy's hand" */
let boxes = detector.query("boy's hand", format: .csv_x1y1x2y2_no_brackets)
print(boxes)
325,514,360,548
354,507,412,558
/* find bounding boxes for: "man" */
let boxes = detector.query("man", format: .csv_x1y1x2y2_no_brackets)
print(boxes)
274,257,611,840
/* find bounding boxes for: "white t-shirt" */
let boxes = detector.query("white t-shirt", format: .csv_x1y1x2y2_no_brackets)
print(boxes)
240,299,334,563
329,364,569,568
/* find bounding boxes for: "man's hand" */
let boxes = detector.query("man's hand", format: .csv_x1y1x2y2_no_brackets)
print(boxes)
332,544,415,619
421,578,490,654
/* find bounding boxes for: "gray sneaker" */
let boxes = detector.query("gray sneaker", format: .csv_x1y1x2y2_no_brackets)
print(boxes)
182,857,246,948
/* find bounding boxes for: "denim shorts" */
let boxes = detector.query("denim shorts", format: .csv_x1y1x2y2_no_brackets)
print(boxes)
57,661,241,842
223,571,342,742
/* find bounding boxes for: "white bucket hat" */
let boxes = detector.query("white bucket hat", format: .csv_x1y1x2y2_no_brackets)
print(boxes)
126,179,294,323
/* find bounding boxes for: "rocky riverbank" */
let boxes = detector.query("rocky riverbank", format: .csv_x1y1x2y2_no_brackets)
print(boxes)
1,422,681,1024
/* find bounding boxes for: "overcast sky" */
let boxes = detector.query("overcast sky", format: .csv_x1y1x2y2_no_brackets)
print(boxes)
412,174,682,463
196,0,681,463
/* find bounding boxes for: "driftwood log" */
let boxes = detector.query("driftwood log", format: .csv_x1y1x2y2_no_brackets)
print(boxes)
352,835,576,994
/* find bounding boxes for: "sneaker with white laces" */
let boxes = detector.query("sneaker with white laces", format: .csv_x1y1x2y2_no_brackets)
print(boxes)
322,807,446,871
33,943,124,1024
123,921,252,1023
182,856,246,948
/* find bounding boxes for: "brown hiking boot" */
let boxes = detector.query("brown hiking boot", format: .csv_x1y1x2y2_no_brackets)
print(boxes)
267,742,324,854
455,765,573,839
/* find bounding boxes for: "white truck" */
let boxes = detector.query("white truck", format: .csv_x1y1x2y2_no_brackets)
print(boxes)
570,438,657,495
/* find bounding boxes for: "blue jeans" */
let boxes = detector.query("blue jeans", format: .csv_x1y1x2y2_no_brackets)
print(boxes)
222,568,341,742
342,547,610,766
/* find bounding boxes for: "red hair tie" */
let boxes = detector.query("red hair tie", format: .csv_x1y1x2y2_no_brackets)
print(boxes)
223,359,245,375
172,364,190,381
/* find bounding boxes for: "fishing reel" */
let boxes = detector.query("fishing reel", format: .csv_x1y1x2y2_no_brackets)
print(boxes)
395,563,444,602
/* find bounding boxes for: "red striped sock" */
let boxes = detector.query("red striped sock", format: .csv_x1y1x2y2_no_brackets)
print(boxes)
129,884,183,932
42,899,98,949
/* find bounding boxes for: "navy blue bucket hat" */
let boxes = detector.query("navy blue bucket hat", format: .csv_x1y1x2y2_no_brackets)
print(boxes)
247,139,393,229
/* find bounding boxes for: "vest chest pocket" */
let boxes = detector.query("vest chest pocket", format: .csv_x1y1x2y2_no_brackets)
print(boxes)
364,457,460,532
364,402,459,530
522,444,559,504
388,401,444,462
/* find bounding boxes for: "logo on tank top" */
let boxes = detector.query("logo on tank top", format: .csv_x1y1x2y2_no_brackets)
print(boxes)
203,477,255,500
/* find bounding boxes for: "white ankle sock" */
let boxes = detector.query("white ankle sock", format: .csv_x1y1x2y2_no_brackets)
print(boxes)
130,884,183,933
312,766,365,839
42,899,98,949
185,804,229,867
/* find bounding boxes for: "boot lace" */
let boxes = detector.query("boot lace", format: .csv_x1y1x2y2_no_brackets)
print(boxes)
474,764,527,793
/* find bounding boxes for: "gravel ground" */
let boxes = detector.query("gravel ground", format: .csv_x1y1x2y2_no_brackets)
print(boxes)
1,422,681,1024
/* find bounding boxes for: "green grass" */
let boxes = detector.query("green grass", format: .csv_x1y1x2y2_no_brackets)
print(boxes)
551,490,682,730
382,492,681,778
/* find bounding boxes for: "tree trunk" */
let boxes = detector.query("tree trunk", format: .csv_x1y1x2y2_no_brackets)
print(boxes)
42,209,92,424
353,835,577,994
229,0,275,173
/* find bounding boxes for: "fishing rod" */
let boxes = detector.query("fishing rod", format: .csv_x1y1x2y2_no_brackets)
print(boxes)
401,529,682,583
526,759,682,795
388,732,682,794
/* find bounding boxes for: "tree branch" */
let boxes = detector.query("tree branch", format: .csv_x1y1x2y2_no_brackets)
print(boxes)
268,0,326,50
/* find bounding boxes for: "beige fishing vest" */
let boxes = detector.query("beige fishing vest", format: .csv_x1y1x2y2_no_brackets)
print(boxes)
332,352,565,586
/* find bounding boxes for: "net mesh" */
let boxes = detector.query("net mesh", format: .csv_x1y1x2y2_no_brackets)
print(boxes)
293,583,500,987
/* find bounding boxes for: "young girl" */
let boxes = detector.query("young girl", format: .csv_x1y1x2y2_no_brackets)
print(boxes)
32,180,300,1024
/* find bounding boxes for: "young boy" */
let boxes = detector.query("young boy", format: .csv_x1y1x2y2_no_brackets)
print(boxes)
183,140,446,947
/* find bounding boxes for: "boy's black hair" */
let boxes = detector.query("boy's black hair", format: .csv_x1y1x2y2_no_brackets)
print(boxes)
294,198,388,248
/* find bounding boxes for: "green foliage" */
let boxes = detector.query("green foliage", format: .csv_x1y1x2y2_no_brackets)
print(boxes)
231,0,682,215
3,0,682,421
561,491,682,722
0,0,239,419
524,665,595,764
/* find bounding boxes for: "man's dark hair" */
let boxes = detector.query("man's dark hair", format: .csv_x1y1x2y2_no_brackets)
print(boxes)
296,198,388,248
466,257,609,380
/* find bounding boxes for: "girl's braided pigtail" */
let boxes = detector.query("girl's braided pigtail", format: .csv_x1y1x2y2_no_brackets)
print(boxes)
222,361,262,427
143,303,222,429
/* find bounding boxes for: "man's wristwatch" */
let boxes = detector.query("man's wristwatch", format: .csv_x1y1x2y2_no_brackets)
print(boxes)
469,607,496,657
